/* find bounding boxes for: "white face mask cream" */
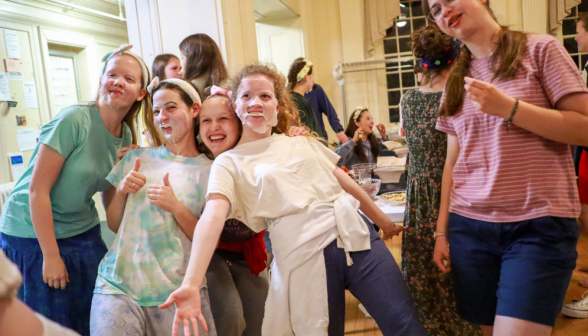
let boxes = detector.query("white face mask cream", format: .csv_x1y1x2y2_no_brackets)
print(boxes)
235,76,278,134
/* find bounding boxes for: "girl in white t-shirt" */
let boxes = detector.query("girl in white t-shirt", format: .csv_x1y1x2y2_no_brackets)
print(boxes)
160,63,427,336
90,78,216,336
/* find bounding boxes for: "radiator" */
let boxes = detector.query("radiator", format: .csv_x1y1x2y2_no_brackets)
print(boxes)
0,182,16,214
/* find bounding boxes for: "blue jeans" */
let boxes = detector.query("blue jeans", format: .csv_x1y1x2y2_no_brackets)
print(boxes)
448,213,579,326
324,216,426,336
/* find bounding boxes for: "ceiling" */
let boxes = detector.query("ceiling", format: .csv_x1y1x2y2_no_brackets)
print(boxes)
253,0,299,22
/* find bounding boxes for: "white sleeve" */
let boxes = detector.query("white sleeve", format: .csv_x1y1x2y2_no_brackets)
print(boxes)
0,250,22,299
206,161,236,208
307,137,340,169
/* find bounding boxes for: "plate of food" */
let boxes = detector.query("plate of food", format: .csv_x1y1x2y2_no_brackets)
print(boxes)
380,191,407,206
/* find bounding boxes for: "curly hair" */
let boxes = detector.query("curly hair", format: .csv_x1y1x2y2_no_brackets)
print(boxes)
410,24,455,85
229,63,303,136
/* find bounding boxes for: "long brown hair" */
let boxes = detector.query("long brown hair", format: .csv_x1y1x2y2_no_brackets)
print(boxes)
421,0,527,117
152,54,179,80
287,57,313,91
230,63,302,136
98,54,151,145
146,81,211,157
180,34,228,93
344,108,379,163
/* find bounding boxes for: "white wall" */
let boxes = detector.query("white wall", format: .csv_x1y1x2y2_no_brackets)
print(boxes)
0,0,128,185
256,16,305,76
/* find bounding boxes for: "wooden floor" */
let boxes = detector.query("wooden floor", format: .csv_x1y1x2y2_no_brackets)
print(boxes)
344,230,588,335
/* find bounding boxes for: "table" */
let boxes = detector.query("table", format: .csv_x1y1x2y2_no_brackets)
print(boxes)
360,196,405,224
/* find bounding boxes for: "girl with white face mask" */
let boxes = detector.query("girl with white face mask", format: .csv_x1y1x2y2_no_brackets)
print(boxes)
90,78,216,336
423,0,588,335
161,63,427,336
0,44,149,335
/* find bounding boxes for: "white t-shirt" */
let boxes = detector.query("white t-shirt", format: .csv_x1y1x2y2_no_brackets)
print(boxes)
95,146,212,306
207,134,343,231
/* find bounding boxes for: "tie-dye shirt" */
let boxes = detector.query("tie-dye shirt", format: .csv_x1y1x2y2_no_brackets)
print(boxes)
94,146,212,306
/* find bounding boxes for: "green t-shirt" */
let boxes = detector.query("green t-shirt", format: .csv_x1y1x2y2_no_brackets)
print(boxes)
0,102,132,239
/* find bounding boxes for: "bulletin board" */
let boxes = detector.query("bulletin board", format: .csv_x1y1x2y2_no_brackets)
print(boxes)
0,23,44,184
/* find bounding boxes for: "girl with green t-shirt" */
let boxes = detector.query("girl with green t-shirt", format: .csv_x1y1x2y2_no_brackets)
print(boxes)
0,45,150,336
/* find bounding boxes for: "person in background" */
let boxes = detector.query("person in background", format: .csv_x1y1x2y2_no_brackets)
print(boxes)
287,58,322,136
334,106,388,168
0,44,150,335
400,24,481,336
0,249,79,336
560,11,588,319
424,0,588,335
179,34,228,96
152,54,183,80
305,84,348,143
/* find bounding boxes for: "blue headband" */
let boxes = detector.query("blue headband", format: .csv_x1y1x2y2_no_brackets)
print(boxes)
419,39,462,70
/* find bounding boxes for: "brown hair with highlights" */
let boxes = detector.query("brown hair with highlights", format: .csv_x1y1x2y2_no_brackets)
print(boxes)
343,108,380,163
180,34,228,94
411,24,455,85
421,0,528,117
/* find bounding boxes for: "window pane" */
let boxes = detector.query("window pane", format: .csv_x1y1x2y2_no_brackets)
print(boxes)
571,6,577,17
411,1,423,17
390,107,400,123
572,54,580,69
401,72,416,87
386,26,396,37
581,54,588,69
413,18,427,31
387,73,400,89
579,2,588,13
564,37,578,54
397,20,411,36
400,2,410,17
399,37,412,52
384,39,398,54
563,18,577,36
388,90,401,106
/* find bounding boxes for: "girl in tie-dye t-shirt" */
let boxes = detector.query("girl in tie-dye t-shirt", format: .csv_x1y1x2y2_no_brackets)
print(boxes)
90,78,217,336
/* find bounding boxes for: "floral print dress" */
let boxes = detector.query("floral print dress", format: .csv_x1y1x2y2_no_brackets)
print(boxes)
400,89,481,336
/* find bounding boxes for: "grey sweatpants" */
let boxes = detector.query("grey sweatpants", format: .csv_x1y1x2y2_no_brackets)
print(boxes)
89,291,217,336
206,250,269,336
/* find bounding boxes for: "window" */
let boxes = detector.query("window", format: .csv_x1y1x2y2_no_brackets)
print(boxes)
562,1,588,71
383,1,424,123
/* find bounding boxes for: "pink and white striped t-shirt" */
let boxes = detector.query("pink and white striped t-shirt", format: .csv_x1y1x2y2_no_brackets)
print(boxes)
436,34,588,223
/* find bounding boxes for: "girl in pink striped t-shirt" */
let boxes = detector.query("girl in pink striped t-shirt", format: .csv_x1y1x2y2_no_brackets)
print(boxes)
423,1,588,335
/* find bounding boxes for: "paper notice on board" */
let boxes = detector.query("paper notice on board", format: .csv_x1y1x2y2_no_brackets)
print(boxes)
23,81,39,108
7,72,24,81
0,73,10,101
16,129,40,151
3,30,21,59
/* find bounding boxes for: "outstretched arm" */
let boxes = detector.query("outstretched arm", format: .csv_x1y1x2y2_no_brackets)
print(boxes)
333,167,405,238
159,194,230,336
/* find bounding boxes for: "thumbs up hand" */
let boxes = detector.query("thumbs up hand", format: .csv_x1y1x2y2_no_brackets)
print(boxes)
119,158,147,194
148,172,180,213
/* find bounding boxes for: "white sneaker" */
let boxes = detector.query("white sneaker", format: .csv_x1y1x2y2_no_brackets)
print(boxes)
562,291,588,318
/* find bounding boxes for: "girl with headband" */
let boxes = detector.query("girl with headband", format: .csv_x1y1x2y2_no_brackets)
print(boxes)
287,58,322,136
423,0,588,334
400,25,480,336
89,77,216,336
334,107,389,168
0,44,150,335
161,63,426,336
